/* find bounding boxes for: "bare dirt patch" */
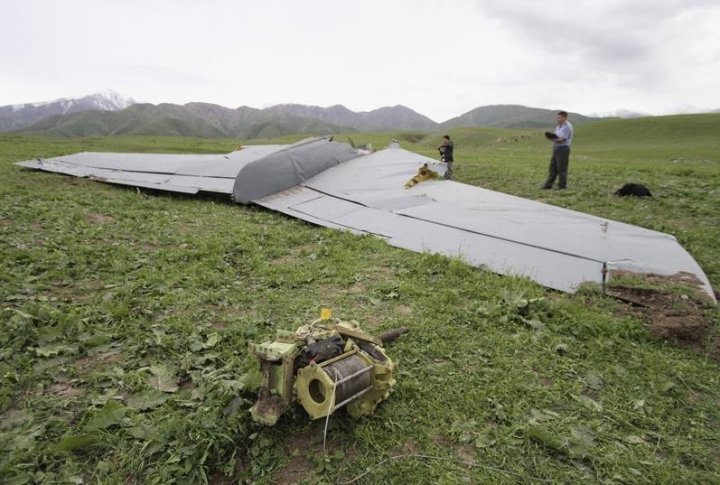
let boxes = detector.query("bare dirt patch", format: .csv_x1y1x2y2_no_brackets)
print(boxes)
50,278,108,304
539,377,555,388
73,351,122,372
270,243,319,266
269,419,352,484
48,382,84,398
606,272,718,361
395,304,414,316
346,282,368,294
87,212,116,224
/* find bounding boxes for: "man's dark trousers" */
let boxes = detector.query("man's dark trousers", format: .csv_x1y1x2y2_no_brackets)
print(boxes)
543,146,570,189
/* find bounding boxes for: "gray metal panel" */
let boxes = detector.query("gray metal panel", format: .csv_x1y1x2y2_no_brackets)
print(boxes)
256,186,363,234
24,146,285,177
16,159,98,177
15,145,284,195
232,137,362,204
400,186,711,290
100,177,200,194
291,145,714,299
258,187,606,293
17,159,234,194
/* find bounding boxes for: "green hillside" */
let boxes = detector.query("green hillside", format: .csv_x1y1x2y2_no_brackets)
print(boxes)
575,113,720,162
1,115,718,483
14,102,613,138
19,103,349,139
441,104,602,129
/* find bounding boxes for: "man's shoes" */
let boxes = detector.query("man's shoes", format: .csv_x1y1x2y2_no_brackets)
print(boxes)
540,185,552,190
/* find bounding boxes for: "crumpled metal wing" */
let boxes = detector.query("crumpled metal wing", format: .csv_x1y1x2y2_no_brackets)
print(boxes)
17,139,715,301
15,145,286,194
256,143,715,301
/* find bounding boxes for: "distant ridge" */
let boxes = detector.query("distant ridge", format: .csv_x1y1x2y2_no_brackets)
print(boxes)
440,104,600,129
17,103,353,139
0,92,660,139
11,102,439,138
265,103,438,131
0,90,135,131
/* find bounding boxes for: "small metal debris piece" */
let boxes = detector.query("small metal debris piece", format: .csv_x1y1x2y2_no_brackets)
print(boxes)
404,163,440,188
249,311,400,425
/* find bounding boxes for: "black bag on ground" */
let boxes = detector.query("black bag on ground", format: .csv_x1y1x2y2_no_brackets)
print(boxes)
614,183,652,197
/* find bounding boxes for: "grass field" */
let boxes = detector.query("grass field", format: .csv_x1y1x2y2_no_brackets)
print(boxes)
1,115,719,484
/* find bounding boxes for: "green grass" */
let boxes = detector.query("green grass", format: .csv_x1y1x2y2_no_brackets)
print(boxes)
1,117,719,484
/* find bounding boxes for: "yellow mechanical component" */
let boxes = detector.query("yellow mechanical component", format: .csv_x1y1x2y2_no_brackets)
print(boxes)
404,163,439,188
295,352,373,420
294,338,396,420
249,316,399,425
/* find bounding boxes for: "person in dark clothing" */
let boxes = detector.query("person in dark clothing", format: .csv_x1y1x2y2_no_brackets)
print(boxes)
541,111,573,189
438,134,454,180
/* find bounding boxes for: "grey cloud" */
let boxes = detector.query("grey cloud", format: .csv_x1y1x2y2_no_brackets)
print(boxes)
473,0,717,63
470,0,719,88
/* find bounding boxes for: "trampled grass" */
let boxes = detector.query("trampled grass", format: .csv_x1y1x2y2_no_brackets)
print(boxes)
1,118,719,484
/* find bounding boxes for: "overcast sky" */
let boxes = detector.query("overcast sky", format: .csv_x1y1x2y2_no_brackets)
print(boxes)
1,0,719,122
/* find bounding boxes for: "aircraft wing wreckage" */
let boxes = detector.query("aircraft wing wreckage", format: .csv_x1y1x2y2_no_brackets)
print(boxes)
17,136,715,302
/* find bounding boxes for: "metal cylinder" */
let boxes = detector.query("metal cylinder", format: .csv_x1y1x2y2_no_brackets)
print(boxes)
295,353,373,419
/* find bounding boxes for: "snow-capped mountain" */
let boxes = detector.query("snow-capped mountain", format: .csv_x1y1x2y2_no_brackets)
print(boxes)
0,90,135,131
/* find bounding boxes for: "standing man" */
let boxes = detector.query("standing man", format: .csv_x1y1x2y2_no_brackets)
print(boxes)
541,111,573,189
438,134,454,180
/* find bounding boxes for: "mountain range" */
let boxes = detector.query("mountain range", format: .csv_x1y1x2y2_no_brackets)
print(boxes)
0,90,135,132
0,91,619,139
